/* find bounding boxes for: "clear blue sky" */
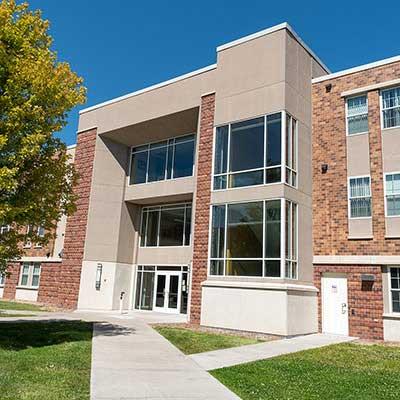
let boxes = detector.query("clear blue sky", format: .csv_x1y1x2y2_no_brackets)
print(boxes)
29,0,400,145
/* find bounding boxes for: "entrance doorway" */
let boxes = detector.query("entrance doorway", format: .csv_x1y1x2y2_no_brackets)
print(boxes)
134,265,189,314
322,274,349,336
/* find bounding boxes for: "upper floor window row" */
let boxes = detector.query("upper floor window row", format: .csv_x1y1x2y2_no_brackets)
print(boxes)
382,87,400,129
213,112,297,190
129,134,196,185
346,95,368,135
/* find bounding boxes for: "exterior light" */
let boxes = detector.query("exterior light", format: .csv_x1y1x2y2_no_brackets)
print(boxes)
95,263,102,290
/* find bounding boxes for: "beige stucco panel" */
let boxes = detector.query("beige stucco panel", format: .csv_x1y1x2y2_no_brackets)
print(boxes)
386,217,400,238
347,134,371,177
211,184,285,205
125,177,195,203
348,218,373,238
382,127,400,173
287,291,318,335
384,317,400,341
136,246,193,266
79,69,216,134
216,30,286,100
214,81,286,126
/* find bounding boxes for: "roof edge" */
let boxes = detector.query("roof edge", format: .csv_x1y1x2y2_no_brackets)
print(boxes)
312,54,400,84
216,22,330,74
79,64,217,115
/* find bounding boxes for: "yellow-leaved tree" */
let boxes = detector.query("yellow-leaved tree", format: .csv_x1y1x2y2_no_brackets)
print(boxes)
0,0,86,273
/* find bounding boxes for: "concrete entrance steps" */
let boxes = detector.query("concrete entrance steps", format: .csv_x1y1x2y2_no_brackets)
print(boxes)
189,333,357,371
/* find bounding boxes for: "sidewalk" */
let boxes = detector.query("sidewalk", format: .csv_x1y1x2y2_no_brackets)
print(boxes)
88,313,240,400
189,333,357,371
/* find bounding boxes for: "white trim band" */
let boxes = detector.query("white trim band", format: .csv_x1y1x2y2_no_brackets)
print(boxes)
341,78,400,97
79,64,217,115
16,257,62,263
313,54,400,84
217,22,330,73
314,255,400,265
202,279,318,292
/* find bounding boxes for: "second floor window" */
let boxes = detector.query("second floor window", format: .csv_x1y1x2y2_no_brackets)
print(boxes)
129,134,195,185
382,87,400,129
346,95,368,135
140,203,192,247
385,173,400,216
349,176,372,218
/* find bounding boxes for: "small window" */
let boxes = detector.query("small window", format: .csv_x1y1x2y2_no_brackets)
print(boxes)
0,274,5,286
382,87,400,129
0,225,10,235
390,268,400,313
385,173,400,216
19,262,41,288
346,95,368,135
349,176,372,218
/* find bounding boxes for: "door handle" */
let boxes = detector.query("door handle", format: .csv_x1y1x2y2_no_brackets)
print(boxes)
341,303,348,314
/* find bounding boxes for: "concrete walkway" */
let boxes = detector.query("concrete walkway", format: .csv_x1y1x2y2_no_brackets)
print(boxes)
88,313,240,400
189,333,357,371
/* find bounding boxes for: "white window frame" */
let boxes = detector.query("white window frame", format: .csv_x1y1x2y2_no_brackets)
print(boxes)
139,202,192,248
129,133,196,186
285,113,298,187
207,198,298,279
389,266,400,314
19,262,41,289
0,225,10,235
380,86,400,130
345,94,369,136
212,111,298,191
347,175,372,219
384,172,400,217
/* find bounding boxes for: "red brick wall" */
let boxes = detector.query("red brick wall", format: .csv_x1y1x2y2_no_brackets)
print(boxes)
56,128,97,309
2,263,20,299
312,61,400,256
37,262,61,304
190,93,215,324
314,265,384,340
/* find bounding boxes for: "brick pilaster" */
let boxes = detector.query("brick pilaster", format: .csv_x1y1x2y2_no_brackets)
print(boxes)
2,263,20,299
56,128,97,309
190,93,215,324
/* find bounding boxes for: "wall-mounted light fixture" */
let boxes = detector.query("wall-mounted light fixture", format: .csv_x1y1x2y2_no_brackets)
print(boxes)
321,164,329,174
95,263,103,290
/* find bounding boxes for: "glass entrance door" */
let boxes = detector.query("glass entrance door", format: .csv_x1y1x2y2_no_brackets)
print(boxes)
154,272,181,313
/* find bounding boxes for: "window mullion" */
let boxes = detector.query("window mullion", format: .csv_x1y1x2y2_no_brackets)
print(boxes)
223,204,228,276
281,111,286,184
280,198,286,279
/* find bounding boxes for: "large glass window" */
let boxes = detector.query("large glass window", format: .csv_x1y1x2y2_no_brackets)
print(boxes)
382,87,400,129
346,95,368,135
19,262,41,288
209,199,297,278
285,201,298,279
130,134,195,184
390,268,400,313
140,203,192,247
213,112,296,190
385,173,400,216
349,176,372,218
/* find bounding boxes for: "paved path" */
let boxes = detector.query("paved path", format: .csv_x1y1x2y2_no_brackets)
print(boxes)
88,313,240,400
189,333,357,371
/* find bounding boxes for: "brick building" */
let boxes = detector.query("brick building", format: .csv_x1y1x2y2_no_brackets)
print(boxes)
1,23,399,341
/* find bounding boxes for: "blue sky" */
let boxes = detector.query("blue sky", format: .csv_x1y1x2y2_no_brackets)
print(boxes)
29,0,400,145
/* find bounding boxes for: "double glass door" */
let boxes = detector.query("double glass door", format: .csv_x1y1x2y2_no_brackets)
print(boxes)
154,272,181,313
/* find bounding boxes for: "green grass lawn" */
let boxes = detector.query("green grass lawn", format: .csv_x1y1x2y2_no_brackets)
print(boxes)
0,299,49,312
211,343,400,400
154,326,262,354
0,320,93,400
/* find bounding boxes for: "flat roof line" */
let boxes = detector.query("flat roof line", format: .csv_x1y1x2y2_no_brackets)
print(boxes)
79,64,217,115
216,22,330,74
312,54,400,83
67,144,76,149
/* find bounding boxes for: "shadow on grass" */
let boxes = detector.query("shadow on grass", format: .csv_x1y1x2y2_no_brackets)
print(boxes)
0,320,135,351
